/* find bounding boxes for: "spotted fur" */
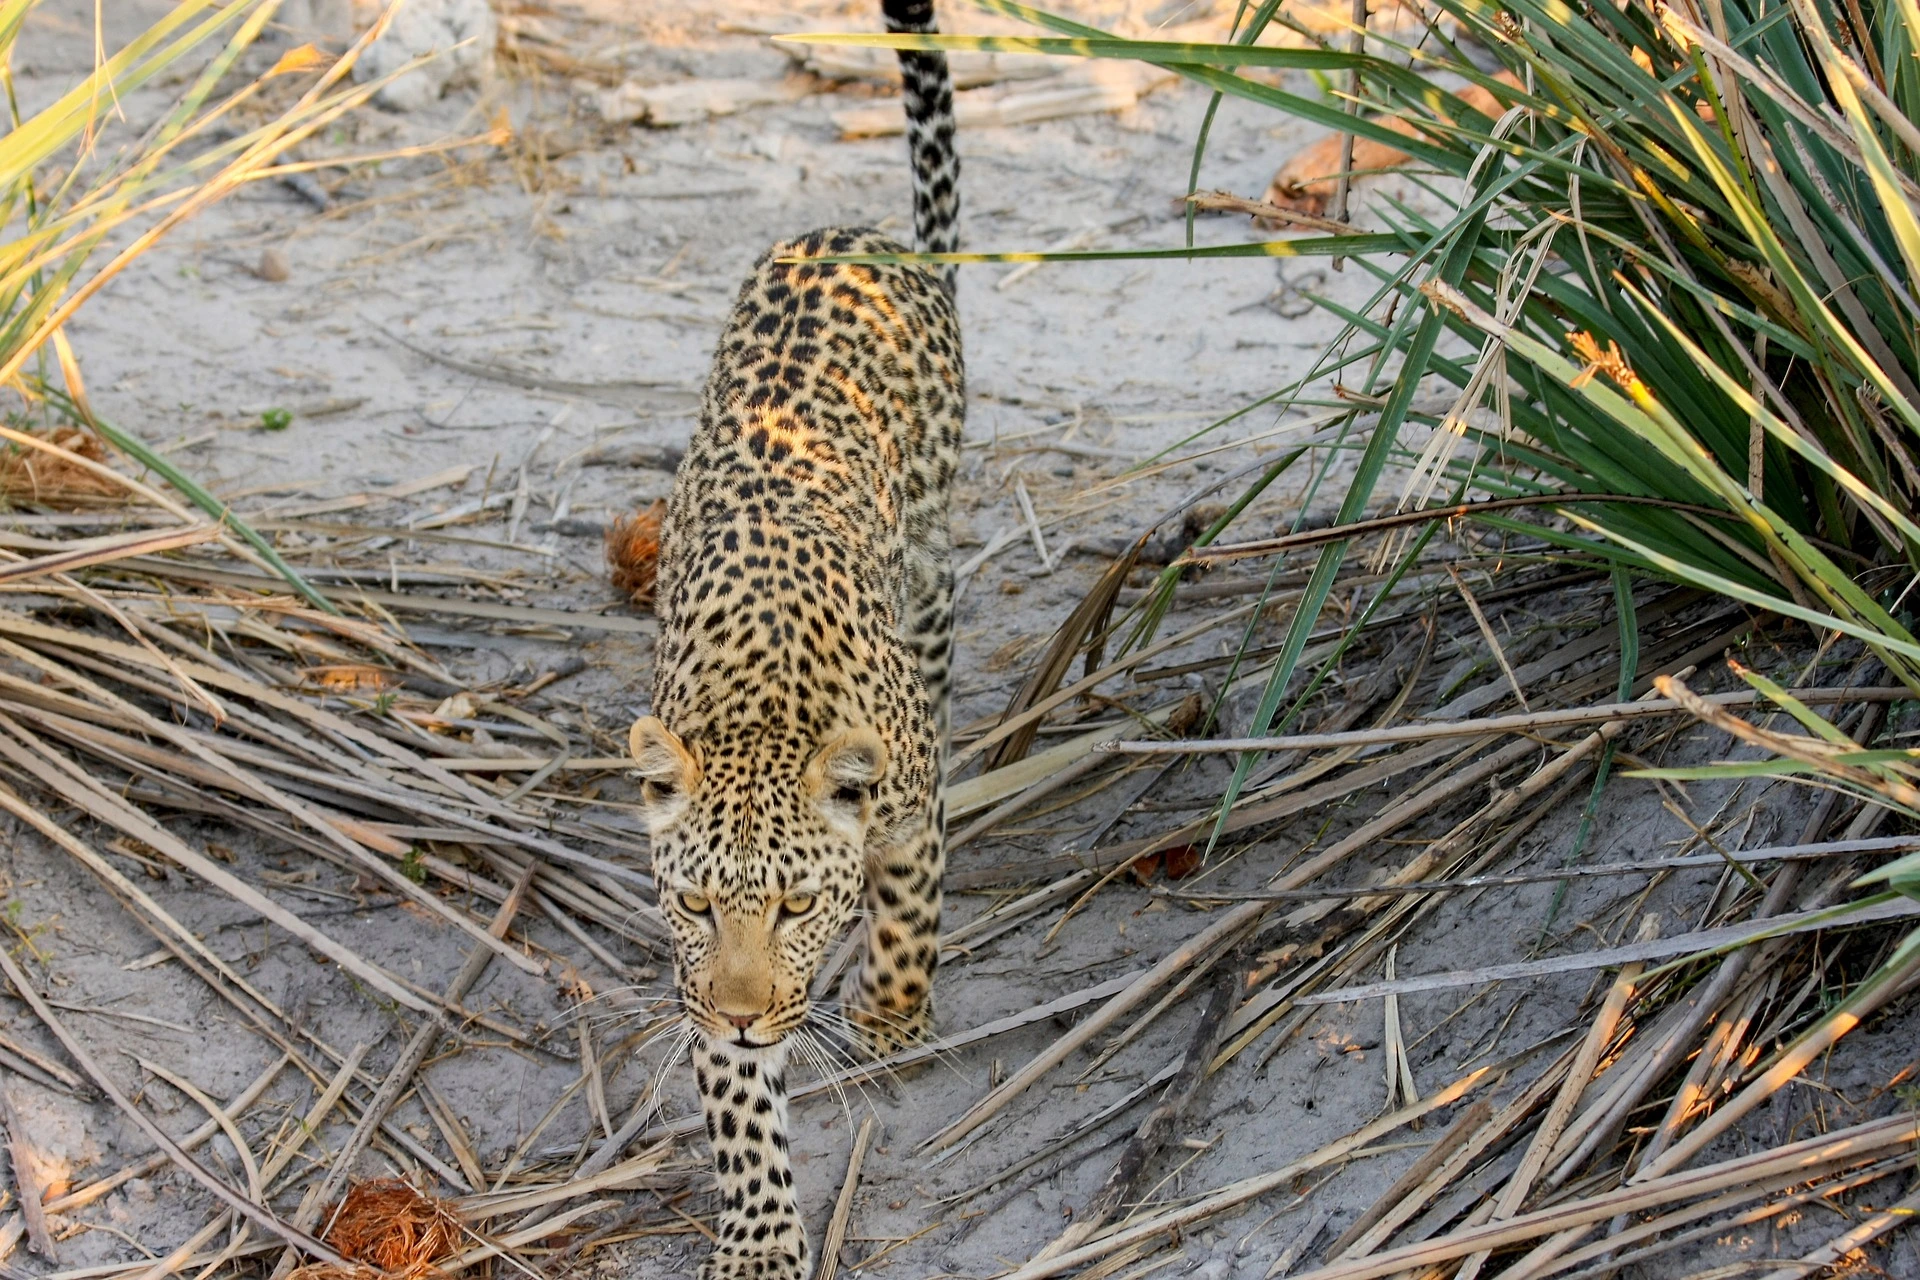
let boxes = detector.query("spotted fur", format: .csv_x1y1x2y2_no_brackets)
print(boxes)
627,4,961,1276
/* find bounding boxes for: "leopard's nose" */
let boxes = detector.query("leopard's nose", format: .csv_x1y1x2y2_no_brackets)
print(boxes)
724,1011,758,1030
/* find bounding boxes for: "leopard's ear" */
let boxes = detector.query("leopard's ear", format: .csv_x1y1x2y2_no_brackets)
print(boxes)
629,716,699,831
805,726,888,836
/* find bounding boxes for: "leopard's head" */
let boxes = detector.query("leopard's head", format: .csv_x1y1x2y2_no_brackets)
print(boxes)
629,715,885,1047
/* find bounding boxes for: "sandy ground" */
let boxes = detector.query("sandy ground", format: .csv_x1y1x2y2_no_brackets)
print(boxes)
3,2,1918,1279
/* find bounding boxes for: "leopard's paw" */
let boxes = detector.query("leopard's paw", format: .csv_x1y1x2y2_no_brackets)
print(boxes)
844,990,933,1062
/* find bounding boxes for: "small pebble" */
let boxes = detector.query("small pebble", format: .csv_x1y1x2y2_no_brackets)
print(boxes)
256,248,290,282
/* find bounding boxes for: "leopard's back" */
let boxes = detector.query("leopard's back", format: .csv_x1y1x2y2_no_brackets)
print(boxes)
653,226,963,742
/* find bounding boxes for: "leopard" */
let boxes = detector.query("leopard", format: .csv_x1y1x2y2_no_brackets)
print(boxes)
623,2,963,1276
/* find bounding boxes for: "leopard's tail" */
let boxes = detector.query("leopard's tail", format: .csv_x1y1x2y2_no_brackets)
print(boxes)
883,0,959,286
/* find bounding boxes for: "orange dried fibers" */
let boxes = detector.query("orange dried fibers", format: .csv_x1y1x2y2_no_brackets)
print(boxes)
606,498,666,607
304,664,400,692
300,1178,464,1280
1568,331,1643,395
0,427,123,508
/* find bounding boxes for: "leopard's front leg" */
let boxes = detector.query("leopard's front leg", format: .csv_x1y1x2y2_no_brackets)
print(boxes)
694,1035,808,1280
848,812,943,1058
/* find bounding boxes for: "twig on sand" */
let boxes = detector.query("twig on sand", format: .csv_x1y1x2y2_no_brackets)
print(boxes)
0,1028,86,1096
1013,475,1052,573
997,1056,1517,1280
0,1085,54,1258
1321,1101,1489,1262
0,942,350,1269
371,317,694,407
1040,963,1242,1261
312,862,537,1207
1447,563,1529,710
816,1115,875,1280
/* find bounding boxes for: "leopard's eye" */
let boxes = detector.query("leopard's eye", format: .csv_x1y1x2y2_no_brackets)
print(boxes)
677,892,711,916
780,893,817,919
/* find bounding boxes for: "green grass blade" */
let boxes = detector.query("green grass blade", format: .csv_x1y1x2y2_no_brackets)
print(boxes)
781,235,1410,267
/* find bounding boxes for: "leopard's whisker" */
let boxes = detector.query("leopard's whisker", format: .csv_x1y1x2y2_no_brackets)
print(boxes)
813,999,972,1079
645,1017,701,1107
791,1028,864,1126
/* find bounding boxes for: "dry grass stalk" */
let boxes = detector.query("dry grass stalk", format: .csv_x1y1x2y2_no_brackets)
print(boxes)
1451,917,1655,1280
305,864,538,1228
265,1044,371,1196
1533,1159,1909,1279
0,427,124,507
1160,834,1916,903
0,636,543,976
1657,672,1920,808
138,1058,266,1201
1322,1101,1489,1262
1042,964,1242,1260
0,523,219,581
1268,1206,1335,1279
1000,1059,1519,1280
815,1115,875,1280
0,646,567,1193
831,62,1174,137
1184,189,1361,235
44,1055,288,1214
0,1084,56,1258
1634,928,1920,1183
130,1211,240,1280
0,709,443,1020
0,612,645,883
439,1199,618,1271
1530,781,1862,1221
1756,1178,1920,1280
0,1026,85,1096
923,901,1266,1152
982,537,1143,771
455,1141,676,1221
948,598,1265,775
1290,895,1918,1006
1260,75,1522,218
1205,734,1548,1066
1332,1046,1579,1262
